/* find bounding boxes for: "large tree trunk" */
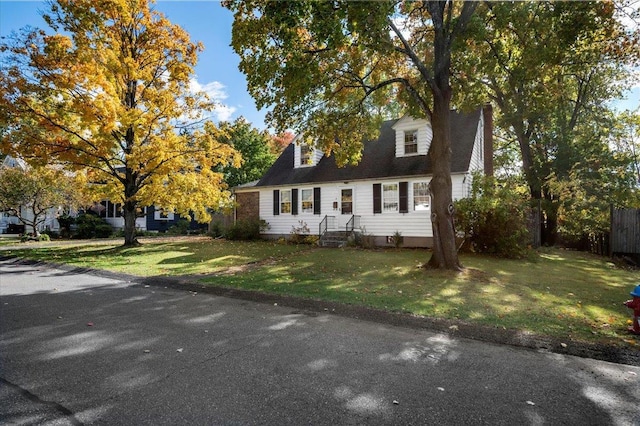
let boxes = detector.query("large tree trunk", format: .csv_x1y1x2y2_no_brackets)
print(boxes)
122,168,140,247
426,90,462,270
424,1,464,271
122,200,139,246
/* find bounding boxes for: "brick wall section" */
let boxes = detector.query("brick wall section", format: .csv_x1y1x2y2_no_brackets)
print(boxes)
235,191,260,222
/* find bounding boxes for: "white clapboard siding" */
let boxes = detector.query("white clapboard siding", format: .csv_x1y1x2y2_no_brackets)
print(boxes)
254,173,470,238
468,112,485,173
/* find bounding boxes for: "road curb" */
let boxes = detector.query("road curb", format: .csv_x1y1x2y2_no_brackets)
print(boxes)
2,255,638,366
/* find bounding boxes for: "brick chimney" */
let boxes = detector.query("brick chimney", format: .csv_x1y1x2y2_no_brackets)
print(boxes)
482,104,494,176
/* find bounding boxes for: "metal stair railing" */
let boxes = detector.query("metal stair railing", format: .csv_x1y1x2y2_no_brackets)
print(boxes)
319,215,336,237
346,215,361,234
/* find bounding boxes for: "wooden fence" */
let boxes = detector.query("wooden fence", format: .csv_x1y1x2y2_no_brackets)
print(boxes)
610,207,640,256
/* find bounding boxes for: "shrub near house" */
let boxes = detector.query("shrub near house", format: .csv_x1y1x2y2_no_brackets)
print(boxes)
455,175,530,258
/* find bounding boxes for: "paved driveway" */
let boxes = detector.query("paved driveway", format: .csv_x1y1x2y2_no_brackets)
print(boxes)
1,259,639,425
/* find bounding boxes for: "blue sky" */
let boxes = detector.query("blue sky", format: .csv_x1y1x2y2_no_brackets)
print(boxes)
0,0,269,129
1,0,638,129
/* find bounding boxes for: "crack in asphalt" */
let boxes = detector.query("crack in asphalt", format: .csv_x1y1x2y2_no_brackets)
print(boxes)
0,377,84,425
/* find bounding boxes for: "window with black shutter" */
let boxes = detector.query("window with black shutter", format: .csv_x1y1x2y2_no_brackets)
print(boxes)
291,188,298,215
273,190,279,216
313,187,321,214
399,181,408,213
373,183,382,214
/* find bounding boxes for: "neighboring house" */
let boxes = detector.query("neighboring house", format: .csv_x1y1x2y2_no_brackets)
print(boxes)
233,106,493,247
0,155,204,235
92,200,207,233
0,155,61,234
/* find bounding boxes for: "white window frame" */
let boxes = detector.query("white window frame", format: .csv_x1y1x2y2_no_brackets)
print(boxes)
382,183,399,213
404,130,418,155
340,187,353,215
300,144,313,166
413,181,430,211
154,208,174,221
280,189,292,214
301,188,314,214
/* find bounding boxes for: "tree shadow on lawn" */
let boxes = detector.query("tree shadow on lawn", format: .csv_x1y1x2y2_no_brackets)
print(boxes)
203,248,638,350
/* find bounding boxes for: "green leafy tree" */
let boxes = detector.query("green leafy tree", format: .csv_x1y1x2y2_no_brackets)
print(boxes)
217,117,276,188
457,1,636,245
225,0,479,270
549,110,639,245
0,165,84,235
610,109,640,189
0,0,239,246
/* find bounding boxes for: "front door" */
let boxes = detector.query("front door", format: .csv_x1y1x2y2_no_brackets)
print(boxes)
339,188,353,228
341,188,353,215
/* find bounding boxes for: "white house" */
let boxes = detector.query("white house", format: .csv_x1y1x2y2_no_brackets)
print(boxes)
233,106,493,247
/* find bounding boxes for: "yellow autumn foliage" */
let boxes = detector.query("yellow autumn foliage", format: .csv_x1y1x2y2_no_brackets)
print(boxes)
0,0,240,245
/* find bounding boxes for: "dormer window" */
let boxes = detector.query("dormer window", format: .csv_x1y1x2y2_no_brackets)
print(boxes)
404,130,418,155
300,144,313,165
295,140,319,168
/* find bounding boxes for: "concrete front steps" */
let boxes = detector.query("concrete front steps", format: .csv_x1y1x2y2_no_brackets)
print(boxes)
319,231,351,248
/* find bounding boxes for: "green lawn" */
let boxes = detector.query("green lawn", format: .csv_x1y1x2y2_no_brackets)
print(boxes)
1,237,310,276
3,237,638,347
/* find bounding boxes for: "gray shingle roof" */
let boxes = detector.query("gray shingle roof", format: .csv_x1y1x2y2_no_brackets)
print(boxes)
256,108,481,187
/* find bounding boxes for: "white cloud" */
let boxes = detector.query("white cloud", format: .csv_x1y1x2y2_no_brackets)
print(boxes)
212,104,236,122
189,78,237,122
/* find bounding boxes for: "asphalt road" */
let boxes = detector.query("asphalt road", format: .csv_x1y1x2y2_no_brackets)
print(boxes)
1,258,639,425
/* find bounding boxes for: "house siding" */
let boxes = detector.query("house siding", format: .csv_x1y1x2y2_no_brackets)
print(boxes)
245,173,470,247
104,216,147,231
469,113,485,174
460,112,486,198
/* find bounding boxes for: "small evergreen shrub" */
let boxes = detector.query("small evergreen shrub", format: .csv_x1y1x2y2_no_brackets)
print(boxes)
167,219,190,235
223,218,266,240
74,213,113,239
57,214,75,238
20,233,51,242
42,230,60,239
208,221,224,238
390,230,403,248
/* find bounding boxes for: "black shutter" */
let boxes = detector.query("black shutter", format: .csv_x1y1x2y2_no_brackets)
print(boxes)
273,190,280,216
313,187,321,215
373,183,382,214
399,181,408,213
291,189,298,215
